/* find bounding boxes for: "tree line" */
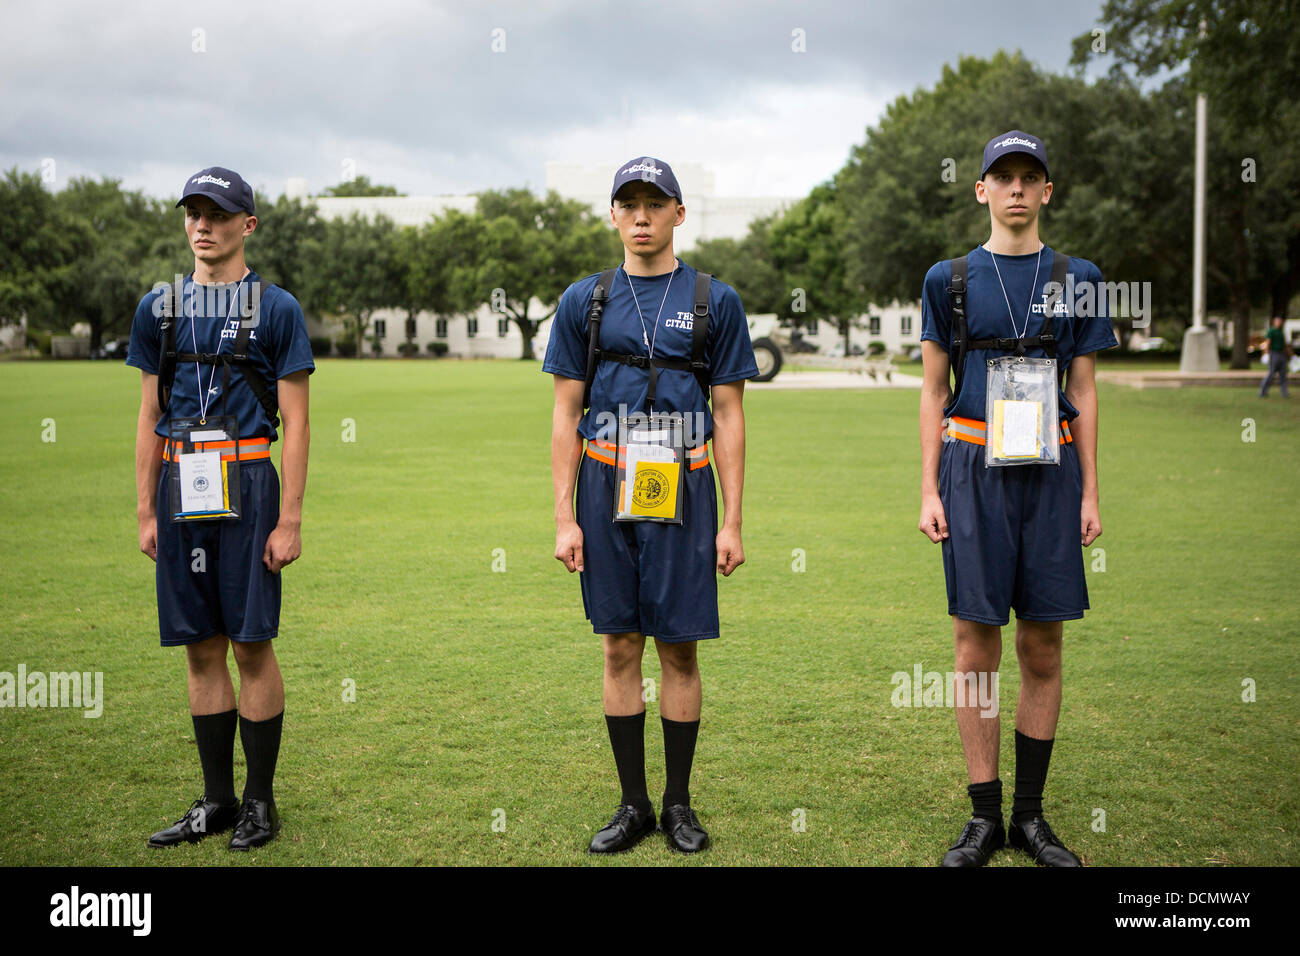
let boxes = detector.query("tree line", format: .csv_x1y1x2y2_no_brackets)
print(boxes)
0,174,619,359
3,2,1295,368
691,2,1300,369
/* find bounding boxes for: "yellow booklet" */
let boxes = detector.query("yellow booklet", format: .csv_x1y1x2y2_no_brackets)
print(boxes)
627,460,681,519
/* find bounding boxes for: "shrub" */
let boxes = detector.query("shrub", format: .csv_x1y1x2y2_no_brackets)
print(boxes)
426,341,449,357
27,330,53,356
334,337,357,358
309,336,331,357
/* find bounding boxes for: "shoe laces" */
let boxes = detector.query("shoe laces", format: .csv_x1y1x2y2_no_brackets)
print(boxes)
665,805,699,831
607,804,639,828
955,818,992,847
1033,817,1062,846
175,798,206,826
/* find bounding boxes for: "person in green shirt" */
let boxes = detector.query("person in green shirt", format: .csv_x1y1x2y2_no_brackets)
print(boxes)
1259,316,1292,398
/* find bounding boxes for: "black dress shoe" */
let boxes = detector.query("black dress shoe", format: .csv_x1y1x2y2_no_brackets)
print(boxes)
148,796,241,848
228,797,281,851
661,804,710,853
941,816,1005,867
588,804,657,853
1008,814,1082,867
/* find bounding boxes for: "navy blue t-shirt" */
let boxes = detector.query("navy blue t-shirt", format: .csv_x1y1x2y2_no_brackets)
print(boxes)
543,259,758,442
921,246,1118,421
126,271,315,440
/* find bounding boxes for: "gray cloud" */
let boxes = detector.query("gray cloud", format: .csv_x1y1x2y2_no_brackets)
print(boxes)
1,0,1107,200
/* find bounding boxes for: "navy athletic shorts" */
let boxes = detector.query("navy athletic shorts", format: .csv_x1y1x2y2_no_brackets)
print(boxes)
154,458,282,647
575,452,719,642
938,437,1088,626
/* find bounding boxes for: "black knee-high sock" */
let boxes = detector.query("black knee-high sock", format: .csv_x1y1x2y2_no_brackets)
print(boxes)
1011,730,1054,822
661,716,700,808
192,709,237,805
604,712,651,813
968,778,1003,821
239,711,283,803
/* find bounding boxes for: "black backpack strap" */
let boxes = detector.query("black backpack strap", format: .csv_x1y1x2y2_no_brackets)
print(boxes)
948,256,969,396
691,271,711,402
156,276,184,413
228,280,279,428
583,268,619,410
1043,250,1068,389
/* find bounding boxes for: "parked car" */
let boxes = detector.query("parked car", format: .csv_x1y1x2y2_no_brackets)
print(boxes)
90,339,126,360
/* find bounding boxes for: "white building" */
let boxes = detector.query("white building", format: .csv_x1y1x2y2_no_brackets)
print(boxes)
305,165,797,359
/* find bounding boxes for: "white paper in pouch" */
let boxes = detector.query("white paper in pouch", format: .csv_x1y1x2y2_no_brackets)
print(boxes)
1001,401,1040,457
179,451,225,513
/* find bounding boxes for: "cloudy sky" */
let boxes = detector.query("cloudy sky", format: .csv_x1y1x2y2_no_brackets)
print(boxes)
3,0,1109,202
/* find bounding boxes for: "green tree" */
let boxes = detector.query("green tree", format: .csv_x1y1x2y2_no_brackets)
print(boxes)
455,189,621,359
1073,0,1300,364
313,213,402,357
690,213,785,317
53,177,184,349
767,183,864,351
320,176,403,197
835,51,1204,348
247,193,325,314
0,168,89,330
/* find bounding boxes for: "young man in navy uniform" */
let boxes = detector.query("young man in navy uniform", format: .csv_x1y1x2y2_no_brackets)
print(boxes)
918,132,1117,866
128,167,314,850
545,157,757,853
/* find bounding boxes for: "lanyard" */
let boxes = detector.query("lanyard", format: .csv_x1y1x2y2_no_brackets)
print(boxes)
186,277,244,423
987,244,1042,340
624,261,677,359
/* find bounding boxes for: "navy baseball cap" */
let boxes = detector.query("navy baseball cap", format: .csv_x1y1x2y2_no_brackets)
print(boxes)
176,166,255,214
611,157,682,203
980,131,1049,181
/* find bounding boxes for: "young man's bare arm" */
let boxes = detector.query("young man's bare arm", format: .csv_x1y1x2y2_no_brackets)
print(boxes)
551,376,585,572
918,340,952,542
136,373,165,561
1064,352,1101,546
710,380,746,576
264,369,309,573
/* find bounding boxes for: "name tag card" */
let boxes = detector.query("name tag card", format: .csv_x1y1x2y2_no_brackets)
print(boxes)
614,412,685,524
168,416,243,521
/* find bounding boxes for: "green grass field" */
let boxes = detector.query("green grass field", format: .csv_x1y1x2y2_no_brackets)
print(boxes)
0,359,1296,867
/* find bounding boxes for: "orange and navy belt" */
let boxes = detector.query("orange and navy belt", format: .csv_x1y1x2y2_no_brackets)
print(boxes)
585,438,710,471
163,437,271,462
945,416,1073,446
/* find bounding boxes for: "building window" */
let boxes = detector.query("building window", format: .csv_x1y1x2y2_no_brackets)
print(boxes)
405,317,416,339
869,315,881,335
803,317,818,335
466,317,478,338
900,315,913,336
373,318,386,338
435,318,447,339
498,318,509,338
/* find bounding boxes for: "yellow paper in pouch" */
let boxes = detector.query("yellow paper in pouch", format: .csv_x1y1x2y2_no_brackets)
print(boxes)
991,399,1041,459
629,460,680,518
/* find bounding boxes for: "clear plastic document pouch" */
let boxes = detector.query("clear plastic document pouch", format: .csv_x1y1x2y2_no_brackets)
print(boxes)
168,416,243,522
614,411,685,524
984,356,1060,467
